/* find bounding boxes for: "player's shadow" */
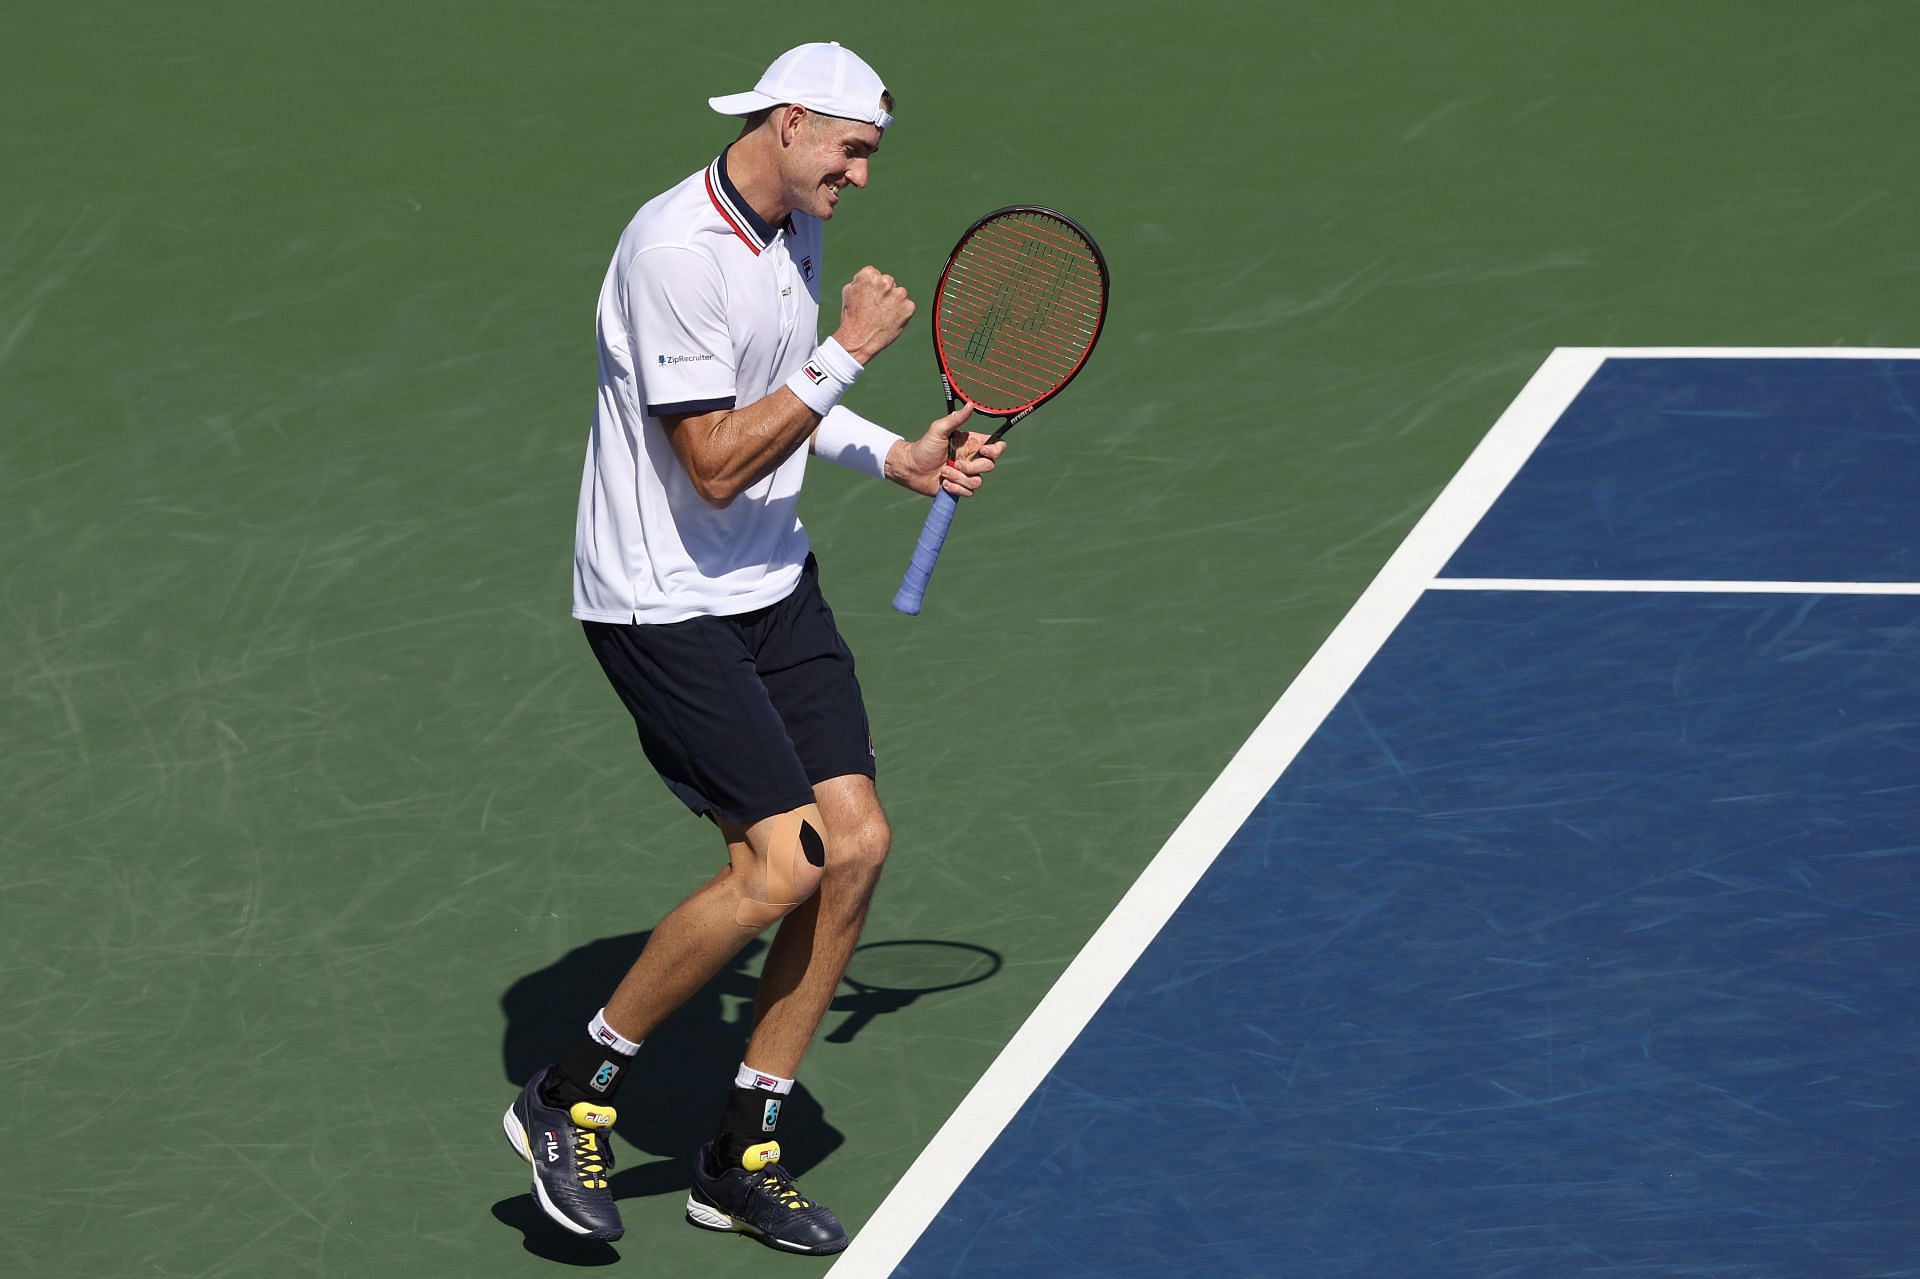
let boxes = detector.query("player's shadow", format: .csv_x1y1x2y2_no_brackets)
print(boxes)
496,931,844,1203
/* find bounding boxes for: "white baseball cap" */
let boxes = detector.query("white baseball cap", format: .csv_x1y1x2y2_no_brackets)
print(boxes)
708,42,894,131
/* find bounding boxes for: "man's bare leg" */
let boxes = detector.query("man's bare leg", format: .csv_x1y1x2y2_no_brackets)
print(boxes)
745,774,891,1077
600,808,823,1042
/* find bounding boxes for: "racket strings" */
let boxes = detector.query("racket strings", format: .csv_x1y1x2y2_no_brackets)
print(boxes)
942,245,1100,352
945,265,1101,355
937,212,1105,413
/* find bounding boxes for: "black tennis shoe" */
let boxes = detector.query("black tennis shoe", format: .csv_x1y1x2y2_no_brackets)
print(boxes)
502,1066,623,1242
686,1138,848,1255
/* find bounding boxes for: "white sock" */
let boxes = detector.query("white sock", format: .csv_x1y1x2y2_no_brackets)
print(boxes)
735,1061,795,1095
588,1008,643,1056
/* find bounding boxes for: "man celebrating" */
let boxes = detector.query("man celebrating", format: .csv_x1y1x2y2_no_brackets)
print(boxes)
502,42,1001,1254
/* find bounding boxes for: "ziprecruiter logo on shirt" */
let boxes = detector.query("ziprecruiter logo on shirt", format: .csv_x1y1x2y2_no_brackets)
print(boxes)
658,353,717,365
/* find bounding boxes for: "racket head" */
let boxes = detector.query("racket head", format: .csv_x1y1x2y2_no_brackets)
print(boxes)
931,206,1110,421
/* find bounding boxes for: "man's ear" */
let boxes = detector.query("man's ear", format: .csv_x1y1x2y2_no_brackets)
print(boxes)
779,103,809,146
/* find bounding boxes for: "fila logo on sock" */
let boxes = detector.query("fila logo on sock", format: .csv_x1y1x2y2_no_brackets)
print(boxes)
802,360,828,385
761,1099,781,1132
594,1025,618,1045
592,1060,619,1091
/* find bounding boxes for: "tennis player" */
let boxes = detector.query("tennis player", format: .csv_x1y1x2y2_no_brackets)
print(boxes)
501,42,1003,1254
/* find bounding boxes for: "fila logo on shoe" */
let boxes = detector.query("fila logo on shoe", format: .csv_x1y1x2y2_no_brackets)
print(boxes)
542,1130,562,1163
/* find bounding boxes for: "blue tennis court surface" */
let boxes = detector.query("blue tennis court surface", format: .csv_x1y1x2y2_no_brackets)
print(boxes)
1446,357,1920,582
834,352,1920,1277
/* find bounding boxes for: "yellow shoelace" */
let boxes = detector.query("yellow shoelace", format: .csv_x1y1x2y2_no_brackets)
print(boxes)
759,1170,811,1211
574,1128,609,1190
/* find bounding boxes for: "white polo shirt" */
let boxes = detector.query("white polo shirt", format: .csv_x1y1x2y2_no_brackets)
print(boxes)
573,150,827,624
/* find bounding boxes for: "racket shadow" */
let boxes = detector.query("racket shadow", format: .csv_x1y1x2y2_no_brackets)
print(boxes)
498,930,845,1199
824,938,1005,1046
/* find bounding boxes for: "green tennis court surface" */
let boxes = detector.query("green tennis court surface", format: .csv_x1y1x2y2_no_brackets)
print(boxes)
3,3,1913,1274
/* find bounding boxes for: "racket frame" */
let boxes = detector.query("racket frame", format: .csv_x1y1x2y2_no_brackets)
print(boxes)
892,205,1108,616
931,204,1111,440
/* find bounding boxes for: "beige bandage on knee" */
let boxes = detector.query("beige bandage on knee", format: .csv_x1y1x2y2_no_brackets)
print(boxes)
733,809,828,929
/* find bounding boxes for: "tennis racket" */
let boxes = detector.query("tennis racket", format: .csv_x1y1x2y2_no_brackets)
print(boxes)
890,206,1110,615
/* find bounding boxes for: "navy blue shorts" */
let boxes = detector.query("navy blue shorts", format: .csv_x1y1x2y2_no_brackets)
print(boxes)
582,555,875,826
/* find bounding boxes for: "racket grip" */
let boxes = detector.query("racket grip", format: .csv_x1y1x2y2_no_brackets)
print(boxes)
891,489,961,615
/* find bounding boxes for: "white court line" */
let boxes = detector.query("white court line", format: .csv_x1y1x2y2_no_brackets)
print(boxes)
826,345,1920,1277
1433,579,1920,595
826,346,1603,1277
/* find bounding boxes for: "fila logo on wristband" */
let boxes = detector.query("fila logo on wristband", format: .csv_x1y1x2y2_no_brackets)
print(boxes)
786,337,861,416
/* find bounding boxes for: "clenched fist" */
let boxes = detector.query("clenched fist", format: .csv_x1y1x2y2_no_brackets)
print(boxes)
833,265,915,364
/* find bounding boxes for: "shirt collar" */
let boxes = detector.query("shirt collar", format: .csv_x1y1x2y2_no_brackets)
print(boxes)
705,149,785,254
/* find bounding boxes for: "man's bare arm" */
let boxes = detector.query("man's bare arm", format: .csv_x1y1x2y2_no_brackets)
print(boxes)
663,265,914,506
661,391,822,507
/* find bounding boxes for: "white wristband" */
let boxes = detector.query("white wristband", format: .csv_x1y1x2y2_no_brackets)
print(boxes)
784,336,864,417
814,406,904,479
